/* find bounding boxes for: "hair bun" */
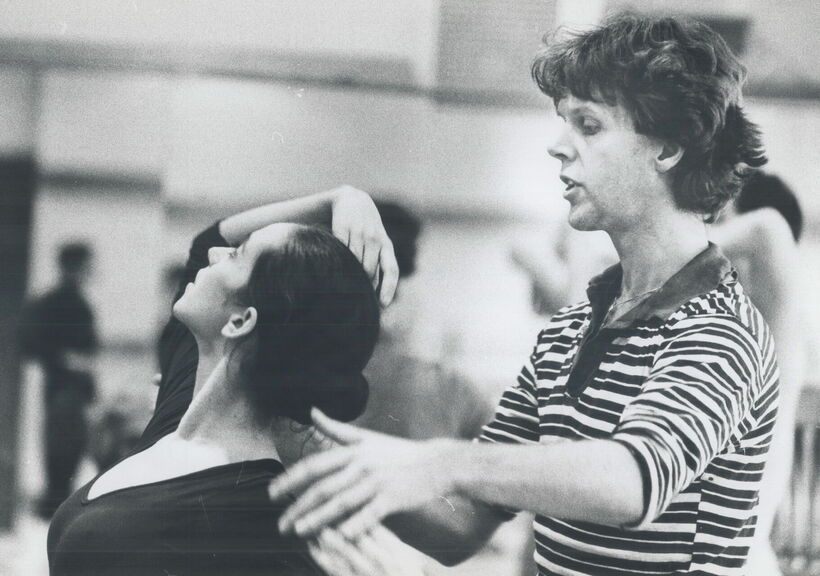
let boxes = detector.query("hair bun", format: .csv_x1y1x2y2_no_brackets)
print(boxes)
270,367,369,426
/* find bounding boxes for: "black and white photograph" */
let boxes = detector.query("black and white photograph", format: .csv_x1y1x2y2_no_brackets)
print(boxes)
0,1,818,575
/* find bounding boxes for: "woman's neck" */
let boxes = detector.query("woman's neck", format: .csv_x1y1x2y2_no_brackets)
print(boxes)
179,350,281,463
609,213,709,299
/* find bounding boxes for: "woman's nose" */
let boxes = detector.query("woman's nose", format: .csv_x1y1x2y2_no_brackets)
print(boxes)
207,247,226,265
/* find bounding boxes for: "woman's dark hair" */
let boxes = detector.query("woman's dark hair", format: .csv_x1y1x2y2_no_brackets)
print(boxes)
238,225,380,425
736,171,803,241
532,13,767,222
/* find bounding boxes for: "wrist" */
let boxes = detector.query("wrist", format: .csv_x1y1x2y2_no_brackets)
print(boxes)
329,184,356,206
428,438,468,496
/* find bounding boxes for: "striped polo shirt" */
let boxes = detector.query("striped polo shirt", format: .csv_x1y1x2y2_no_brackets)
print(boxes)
480,244,779,575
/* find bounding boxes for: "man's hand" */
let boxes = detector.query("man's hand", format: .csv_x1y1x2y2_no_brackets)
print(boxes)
269,409,458,540
330,186,399,307
307,526,427,576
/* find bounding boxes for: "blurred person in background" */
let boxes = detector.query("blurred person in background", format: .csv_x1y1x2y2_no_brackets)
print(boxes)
511,226,615,317
19,242,98,520
270,15,780,576
85,265,188,477
356,201,495,441
46,187,409,575
709,171,804,576
357,201,532,575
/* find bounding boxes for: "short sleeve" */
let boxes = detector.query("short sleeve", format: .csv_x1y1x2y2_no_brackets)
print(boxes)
611,315,768,529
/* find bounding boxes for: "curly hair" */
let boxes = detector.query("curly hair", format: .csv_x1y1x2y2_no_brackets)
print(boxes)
532,14,766,221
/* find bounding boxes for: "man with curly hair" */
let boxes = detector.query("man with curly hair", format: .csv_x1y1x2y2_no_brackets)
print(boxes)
270,15,776,576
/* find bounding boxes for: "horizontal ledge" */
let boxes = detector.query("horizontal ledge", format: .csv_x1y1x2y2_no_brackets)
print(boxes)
2,38,817,103
0,37,419,92
163,196,542,226
40,169,162,193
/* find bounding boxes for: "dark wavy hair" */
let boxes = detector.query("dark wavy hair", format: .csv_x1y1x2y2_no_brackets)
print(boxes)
736,171,803,241
236,225,380,426
532,14,767,222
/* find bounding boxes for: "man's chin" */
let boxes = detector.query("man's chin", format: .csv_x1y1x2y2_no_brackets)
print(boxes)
566,213,600,232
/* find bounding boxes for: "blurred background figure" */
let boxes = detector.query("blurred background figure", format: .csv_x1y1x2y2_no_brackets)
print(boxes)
510,227,615,317
155,263,187,380
709,171,806,576
355,201,533,576
86,393,148,473
357,200,495,440
18,242,98,519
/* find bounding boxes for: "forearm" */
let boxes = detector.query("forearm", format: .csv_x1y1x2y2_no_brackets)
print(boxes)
219,188,343,245
385,495,504,566
444,439,644,526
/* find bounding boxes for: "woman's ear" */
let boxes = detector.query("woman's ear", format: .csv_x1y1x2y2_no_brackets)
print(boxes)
221,306,258,340
655,142,685,173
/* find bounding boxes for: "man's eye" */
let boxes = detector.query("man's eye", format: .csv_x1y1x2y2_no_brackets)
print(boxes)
580,121,600,135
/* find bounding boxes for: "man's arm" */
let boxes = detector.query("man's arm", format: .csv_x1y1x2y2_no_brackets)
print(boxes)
270,411,644,553
383,494,508,566
271,312,766,548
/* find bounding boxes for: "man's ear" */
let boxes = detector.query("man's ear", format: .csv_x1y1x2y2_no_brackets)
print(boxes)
655,142,684,173
221,306,258,340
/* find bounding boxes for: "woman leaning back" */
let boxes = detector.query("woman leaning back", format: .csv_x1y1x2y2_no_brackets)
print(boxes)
47,187,399,576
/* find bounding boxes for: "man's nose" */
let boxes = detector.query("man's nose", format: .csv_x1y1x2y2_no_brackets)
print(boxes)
547,122,574,162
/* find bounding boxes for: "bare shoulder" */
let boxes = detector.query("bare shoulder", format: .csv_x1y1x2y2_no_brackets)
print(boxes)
713,208,796,265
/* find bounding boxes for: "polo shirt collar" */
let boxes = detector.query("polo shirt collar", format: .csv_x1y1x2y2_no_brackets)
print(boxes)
586,243,734,328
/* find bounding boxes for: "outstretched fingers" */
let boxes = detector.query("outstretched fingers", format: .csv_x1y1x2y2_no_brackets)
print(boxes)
311,408,368,445
291,476,381,537
269,446,353,503
310,530,374,576
280,465,368,536
308,537,355,576
337,499,389,541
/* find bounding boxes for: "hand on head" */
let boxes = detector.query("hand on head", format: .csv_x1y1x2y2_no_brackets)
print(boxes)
330,186,399,308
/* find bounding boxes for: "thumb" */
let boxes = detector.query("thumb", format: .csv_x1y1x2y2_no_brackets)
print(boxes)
312,408,366,445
